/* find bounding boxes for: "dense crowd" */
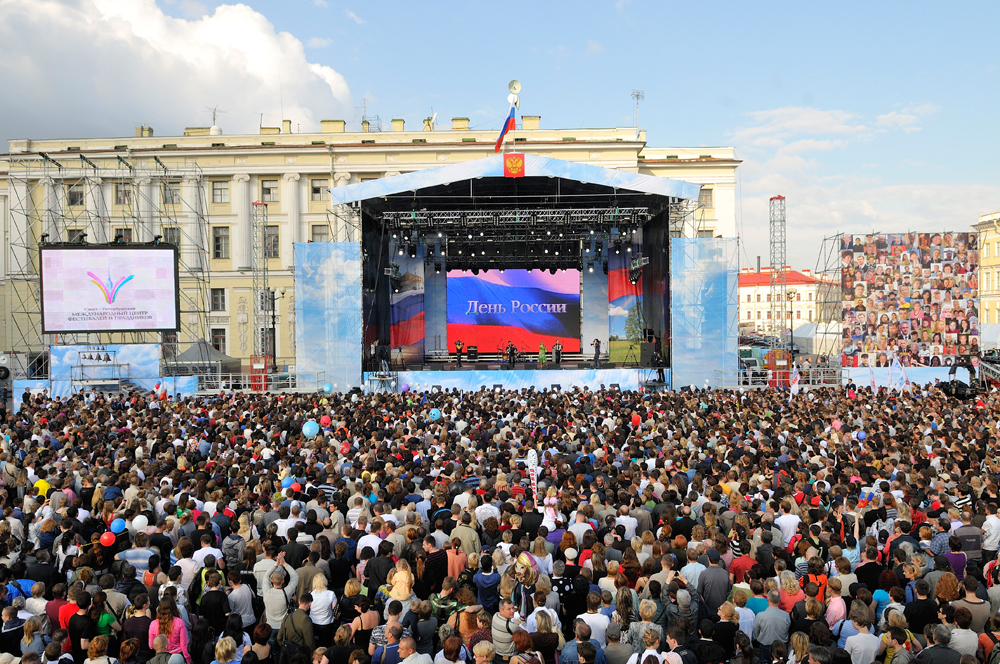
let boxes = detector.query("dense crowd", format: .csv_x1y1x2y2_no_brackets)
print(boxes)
1,380,1000,664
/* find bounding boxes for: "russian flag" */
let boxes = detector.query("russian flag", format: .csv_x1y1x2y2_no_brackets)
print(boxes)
494,105,516,152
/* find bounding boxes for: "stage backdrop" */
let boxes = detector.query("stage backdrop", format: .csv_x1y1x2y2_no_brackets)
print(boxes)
670,238,739,388
841,232,979,368
294,242,363,390
447,269,581,354
389,242,425,365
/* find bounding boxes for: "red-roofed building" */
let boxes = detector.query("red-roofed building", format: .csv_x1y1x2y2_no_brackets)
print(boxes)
739,266,821,334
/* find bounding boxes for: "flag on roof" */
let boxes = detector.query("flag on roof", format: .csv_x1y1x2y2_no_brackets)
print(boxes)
494,105,516,152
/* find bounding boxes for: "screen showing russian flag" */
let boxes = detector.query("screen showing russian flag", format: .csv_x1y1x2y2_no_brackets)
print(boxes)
447,269,581,353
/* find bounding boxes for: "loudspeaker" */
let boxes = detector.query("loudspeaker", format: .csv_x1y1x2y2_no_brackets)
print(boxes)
640,342,656,366
644,328,656,342
467,346,479,361
475,363,489,370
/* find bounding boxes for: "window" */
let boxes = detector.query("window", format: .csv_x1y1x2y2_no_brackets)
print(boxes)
261,179,279,202
262,328,276,358
212,181,229,204
756,294,761,303
311,225,329,243
211,288,226,311
114,228,132,242
115,184,131,206
747,311,752,320
210,328,227,354
766,294,771,302
698,188,714,208
66,228,86,243
162,331,178,360
264,225,280,258
697,230,714,239
808,310,813,321
67,183,84,207
162,227,181,247
808,293,813,301
213,226,230,259
796,310,801,320
796,293,801,301
162,183,180,206
311,179,329,201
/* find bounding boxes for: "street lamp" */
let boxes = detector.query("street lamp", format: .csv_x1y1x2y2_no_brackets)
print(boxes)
270,287,286,369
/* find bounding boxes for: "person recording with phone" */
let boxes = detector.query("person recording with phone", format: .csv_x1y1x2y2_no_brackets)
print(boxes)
454,339,465,367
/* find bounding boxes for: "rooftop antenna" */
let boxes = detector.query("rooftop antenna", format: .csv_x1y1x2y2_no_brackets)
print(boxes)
631,89,644,132
205,105,226,126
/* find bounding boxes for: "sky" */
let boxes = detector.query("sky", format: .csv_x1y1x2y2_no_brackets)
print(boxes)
1,0,998,267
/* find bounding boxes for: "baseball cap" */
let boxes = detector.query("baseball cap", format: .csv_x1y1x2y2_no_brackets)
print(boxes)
607,624,622,639
707,549,721,563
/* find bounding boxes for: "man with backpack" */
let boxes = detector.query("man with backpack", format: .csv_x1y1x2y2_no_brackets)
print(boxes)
277,593,314,664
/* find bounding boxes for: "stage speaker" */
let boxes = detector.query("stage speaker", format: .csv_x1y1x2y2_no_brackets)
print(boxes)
475,363,489,370
644,328,656,342
515,363,527,370
640,342,656,366
467,346,479,361
443,365,456,371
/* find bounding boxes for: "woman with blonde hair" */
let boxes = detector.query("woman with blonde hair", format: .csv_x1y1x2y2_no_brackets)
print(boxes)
626,599,663,654
212,637,238,664
310,574,338,649
787,632,809,664
714,603,739,659
878,610,922,663
825,577,846,626
21,616,50,656
530,610,559,664
446,538,467,580
531,538,552,577
779,570,804,612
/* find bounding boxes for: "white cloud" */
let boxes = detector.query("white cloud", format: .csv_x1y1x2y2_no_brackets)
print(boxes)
344,10,364,24
307,37,332,48
731,104,997,268
178,0,206,19
586,39,604,55
313,0,328,6
0,0,352,144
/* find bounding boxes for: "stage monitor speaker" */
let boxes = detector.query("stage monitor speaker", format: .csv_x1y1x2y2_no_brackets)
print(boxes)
467,346,479,361
640,342,656,366
475,363,488,370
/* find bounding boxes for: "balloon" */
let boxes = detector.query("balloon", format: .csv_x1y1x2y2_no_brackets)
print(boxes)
429,408,441,421
339,441,351,455
281,477,294,489
832,420,842,431
100,532,116,547
631,413,641,426
322,383,333,393
401,384,410,392
302,421,320,438
319,415,331,427
132,515,148,530
857,431,867,440
291,483,301,492
110,518,126,534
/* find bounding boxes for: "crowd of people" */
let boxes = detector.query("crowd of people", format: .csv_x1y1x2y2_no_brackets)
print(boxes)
0,380,999,664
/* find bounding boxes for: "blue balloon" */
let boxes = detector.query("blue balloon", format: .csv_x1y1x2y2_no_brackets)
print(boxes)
857,431,867,440
400,384,410,392
110,518,126,534
281,477,294,489
429,408,441,421
302,420,320,438
322,384,333,394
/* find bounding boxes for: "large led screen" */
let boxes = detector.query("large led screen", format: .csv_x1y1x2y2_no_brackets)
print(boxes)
40,246,180,333
447,269,582,353
841,232,979,367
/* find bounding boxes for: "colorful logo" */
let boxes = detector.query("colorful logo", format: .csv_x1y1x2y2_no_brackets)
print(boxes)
88,271,134,304
504,152,525,178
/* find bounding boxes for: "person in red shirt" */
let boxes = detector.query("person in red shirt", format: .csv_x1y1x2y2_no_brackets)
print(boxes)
57,587,80,652
728,540,757,585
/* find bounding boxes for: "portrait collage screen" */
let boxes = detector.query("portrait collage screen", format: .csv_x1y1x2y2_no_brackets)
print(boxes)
841,232,979,368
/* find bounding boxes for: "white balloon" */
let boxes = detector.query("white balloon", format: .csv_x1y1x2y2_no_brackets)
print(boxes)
132,515,148,530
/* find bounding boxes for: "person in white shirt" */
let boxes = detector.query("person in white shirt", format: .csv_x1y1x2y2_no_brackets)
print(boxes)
192,534,224,567
983,503,1000,560
357,522,384,558
525,593,561,634
615,506,638,540
680,548,706,588
579,592,610,647
844,613,881,664
774,500,801,546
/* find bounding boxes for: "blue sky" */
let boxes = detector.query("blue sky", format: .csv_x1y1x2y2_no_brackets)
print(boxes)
2,0,998,265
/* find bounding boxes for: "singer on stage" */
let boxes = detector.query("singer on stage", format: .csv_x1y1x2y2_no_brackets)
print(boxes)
454,339,465,367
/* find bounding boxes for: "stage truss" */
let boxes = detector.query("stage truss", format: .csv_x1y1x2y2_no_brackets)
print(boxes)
4,153,212,377
813,232,847,363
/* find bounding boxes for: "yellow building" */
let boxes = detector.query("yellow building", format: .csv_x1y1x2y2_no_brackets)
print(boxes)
975,211,1000,326
0,118,740,370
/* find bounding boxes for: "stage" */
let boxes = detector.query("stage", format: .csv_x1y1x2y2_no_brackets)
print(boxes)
363,367,667,393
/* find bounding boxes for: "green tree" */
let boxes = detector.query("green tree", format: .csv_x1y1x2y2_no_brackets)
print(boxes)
624,300,644,343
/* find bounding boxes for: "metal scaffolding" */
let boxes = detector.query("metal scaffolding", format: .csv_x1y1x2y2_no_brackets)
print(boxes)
769,195,788,350
3,152,212,378
813,232,847,362
250,201,269,358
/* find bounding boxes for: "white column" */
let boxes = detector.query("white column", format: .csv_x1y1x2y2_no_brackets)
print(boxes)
282,173,300,269
9,179,29,272
85,177,107,243
181,176,203,271
232,173,251,270
333,172,351,242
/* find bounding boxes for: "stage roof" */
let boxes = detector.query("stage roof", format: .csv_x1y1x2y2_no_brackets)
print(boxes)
329,153,702,206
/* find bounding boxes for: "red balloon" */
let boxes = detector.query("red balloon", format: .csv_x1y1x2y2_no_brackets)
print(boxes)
291,483,301,492
631,413,641,426
100,532,116,547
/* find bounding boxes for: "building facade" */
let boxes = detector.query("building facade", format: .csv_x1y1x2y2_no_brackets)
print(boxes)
0,118,739,370
738,266,823,334
975,212,1000,326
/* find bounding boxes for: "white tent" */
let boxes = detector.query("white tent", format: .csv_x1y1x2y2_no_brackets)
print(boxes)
793,322,841,356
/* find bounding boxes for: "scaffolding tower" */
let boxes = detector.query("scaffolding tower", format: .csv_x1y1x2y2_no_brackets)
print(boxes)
250,201,270,359
4,152,212,378
769,195,789,350
813,232,847,363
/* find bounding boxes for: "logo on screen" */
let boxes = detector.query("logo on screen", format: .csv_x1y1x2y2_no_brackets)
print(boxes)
87,271,134,304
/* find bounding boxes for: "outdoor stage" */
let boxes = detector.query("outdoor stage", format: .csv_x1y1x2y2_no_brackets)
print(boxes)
363,367,668,393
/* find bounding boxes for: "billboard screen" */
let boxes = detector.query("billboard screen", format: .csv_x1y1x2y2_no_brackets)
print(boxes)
447,269,581,353
841,232,979,367
40,246,180,334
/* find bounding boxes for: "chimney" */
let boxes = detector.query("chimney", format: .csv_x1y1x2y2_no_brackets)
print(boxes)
321,120,346,133
451,117,469,131
391,119,405,132
282,120,292,134
260,127,280,135
423,117,434,131
522,115,540,130
135,125,154,137
362,120,370,133
756,256,760,273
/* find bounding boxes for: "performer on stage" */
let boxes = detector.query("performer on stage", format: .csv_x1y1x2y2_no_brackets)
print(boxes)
652,345,665,382
592,338,602,368
553,340,563,365
454,339,465,367
538,342,547,365
506,341,517,368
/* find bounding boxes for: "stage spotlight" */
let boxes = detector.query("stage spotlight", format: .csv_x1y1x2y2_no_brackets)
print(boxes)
479,231,484,237
543,248,549,254
480,249,485,255
614,241,622,255
471,268,479,275
603,261,609,274
468,233,473,239
409,244,417,258
627,245,632,253
434,263,441,274
457,246,464,255
483,268,489,273
499,268,505,273
398,245,404,256
587,262,594,273
549,268,556,275
437,232,443,237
